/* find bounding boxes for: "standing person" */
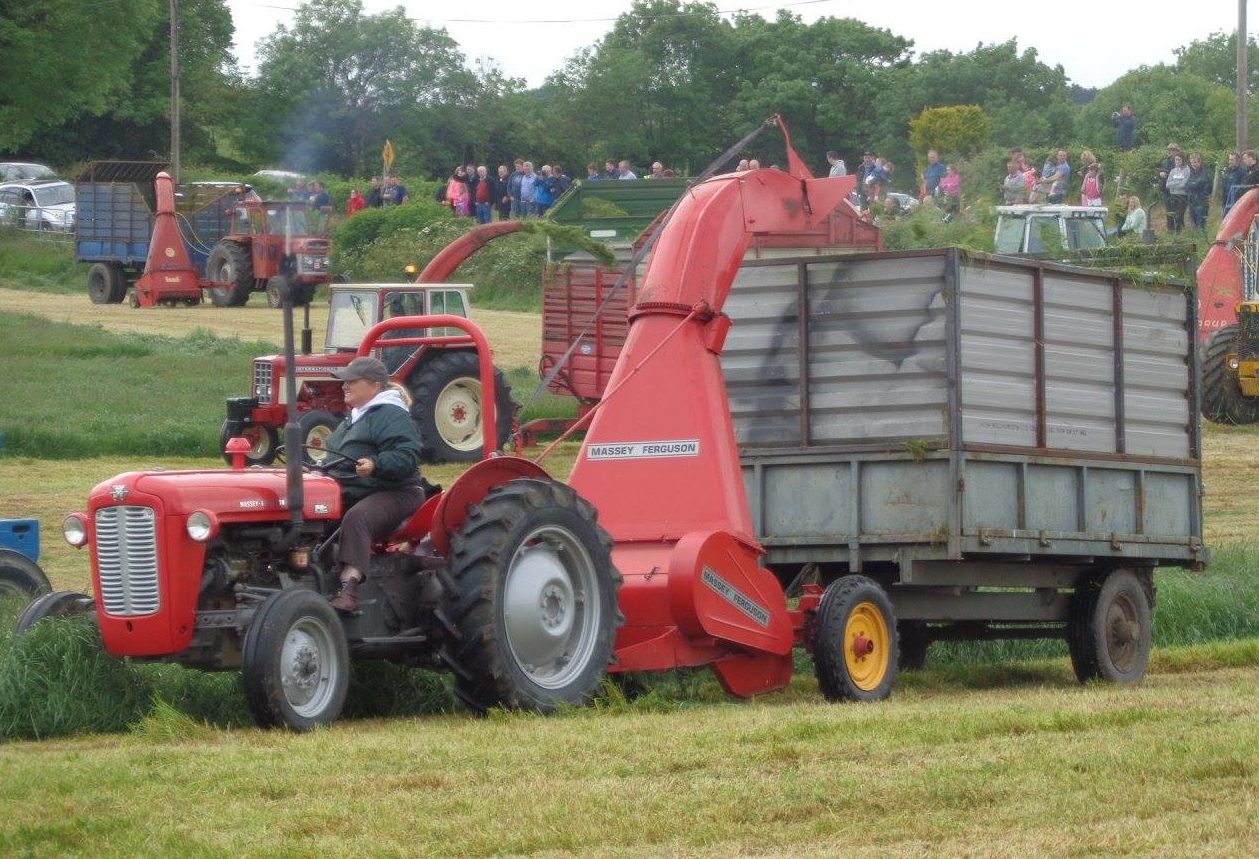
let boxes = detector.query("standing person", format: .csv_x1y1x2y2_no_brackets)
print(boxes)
1164,153,1190,233
518,161,539,217
921,149,946,200
1043,149,1070,204
1221,151,1246,214
1112,104,1137,151
446,166,470,217
495,164,512,221
381,175,408,206
474,166,492,224
855,151,877,188
365,176,383,208
1000,161,1027,204
603,160,620,180
345,188,366,217
826,150,847,177
1186,152,1213,230
507,158,525,218
1117,195,1147,238
938,164,961,215
534,165,555,216
287,178,309,202
647,161,665,179
617,160,638,180
463,162,479,209
323,357,426,613
310,181,332,214
1080,162,1104,207
553,164,571,197
585,163,601,182
1158,144,1182,215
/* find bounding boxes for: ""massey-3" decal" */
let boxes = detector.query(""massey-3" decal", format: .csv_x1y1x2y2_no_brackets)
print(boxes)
586,439,700,460
701,566,770,628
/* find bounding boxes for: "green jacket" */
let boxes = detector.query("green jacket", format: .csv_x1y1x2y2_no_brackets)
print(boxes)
324,400,423,504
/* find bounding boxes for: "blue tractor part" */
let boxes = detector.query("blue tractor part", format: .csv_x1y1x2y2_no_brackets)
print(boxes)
0,519,51,601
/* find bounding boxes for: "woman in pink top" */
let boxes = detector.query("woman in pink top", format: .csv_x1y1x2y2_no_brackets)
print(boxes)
939,165,961,214
446,166,470,217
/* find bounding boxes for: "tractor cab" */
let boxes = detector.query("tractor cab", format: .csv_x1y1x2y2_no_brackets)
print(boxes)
994,205,1108,255
325,283,473,359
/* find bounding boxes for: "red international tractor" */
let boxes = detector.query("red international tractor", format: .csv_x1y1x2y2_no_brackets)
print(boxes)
130,172,331,308
220,281,515,466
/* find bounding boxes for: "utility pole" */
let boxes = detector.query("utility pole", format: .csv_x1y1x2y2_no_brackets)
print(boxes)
170,0,181,183
1239,0,1248,152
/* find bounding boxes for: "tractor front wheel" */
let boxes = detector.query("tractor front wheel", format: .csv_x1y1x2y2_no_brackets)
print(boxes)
219,420,278,467
206,241,254,307
1068,569,1152,684
1202,324,1259,424
297,410,340,465
408,351,515,463
442,478,621,713
15,591,93,635
241,588,350,731
812,575,898,702
0,549,51,605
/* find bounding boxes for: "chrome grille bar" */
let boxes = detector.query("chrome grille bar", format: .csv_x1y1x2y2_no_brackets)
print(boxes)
95,506,160,616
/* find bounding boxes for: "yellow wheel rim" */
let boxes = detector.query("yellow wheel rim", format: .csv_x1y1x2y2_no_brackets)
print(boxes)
843,600,890,691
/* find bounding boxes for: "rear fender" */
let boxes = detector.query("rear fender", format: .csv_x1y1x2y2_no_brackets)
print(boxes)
430,457,551,554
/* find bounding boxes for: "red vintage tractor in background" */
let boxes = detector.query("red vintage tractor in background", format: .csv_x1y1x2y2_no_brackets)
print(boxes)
130,172,331,308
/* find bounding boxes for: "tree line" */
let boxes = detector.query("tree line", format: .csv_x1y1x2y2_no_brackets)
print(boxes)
4,0,1259,184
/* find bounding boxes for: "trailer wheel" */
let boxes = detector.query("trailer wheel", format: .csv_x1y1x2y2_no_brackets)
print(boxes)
219,420,278,467
443,478,621,713
87,263,126,304
15,591,92,635
297,410,341,465
0,549,52,604
813,575,898,702
408,351,515,463
206,241,254,307
242,588,350,731
1202,324,1259,424
1068,569,1152,684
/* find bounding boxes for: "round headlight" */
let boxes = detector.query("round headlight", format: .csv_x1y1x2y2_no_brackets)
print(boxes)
186,511,218,542
63,514,88,547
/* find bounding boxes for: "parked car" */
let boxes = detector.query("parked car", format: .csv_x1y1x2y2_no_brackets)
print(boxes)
0,162,56,182
0,179,76,232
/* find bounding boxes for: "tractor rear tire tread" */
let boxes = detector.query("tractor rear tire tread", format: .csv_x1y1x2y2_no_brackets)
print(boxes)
1202,324,1259,424
443,478,621,713
206,241,254,307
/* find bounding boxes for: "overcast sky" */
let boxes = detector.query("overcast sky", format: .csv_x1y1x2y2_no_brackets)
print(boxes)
226,0,1247,90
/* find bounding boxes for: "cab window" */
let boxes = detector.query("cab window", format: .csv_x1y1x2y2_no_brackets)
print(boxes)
1066,217,1107,250
995,217,1024,253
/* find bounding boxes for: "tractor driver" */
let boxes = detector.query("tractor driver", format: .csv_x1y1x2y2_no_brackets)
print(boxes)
324,357,425,612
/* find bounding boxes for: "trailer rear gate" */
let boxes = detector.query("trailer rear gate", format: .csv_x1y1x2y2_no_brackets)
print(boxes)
722,248,1204,625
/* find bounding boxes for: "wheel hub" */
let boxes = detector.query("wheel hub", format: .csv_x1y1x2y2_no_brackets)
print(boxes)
843,601,890,692
280,624,335,713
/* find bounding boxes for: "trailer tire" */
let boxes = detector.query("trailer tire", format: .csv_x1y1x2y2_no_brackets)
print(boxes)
1068,569,1152,684
206,241,254,307
408,351,515,463
0,549,51,604
1201,324,1259,424
297,410,341,465
897,620,930,671
15,591,92,635
219,420,278,467
443,478,621,713
87,263,127,304
813,575,898,702
241,588,350,731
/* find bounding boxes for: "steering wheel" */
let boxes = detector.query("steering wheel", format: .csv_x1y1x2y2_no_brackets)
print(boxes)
275,443,355,473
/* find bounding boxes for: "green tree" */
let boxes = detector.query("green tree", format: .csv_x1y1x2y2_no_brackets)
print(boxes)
0,0,159,153
241,0,475,176
1076,66,1236,153
908,105,992,178
1174,31,1259,92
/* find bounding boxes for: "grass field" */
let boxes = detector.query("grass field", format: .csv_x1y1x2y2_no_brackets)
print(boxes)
3,257,1259,855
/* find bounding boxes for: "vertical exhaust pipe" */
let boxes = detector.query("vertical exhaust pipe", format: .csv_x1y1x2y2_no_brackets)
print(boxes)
281,288,304,526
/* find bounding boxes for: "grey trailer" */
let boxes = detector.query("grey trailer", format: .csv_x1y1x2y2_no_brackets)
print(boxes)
723,248,1205,681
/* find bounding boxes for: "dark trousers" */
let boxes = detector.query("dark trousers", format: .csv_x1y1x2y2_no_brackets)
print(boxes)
339,486,426,575
1166,196,1188,233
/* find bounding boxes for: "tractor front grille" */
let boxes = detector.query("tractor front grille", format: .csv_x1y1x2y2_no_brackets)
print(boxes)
253,361,274,402
94,506,160,617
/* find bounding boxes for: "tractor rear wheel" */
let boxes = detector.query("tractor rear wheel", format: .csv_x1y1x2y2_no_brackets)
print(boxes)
1068,569,1152,684
408,351,515,463
442,478,621,713
0,549,51,604
206,241,254,307
242,588,350,731
87,262,126,304
1202,324,1259,423
812,575,898,701
297,409,340,465
219,420,278,467
15,591,92,635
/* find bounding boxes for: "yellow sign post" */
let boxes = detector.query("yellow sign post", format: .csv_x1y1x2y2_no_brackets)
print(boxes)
382,139,395,177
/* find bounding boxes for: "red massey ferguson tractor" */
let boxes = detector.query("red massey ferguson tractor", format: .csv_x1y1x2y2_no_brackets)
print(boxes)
221,281,516,466
18,127,922,730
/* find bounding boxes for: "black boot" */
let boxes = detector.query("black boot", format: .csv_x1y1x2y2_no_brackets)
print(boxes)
329,576,361,612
